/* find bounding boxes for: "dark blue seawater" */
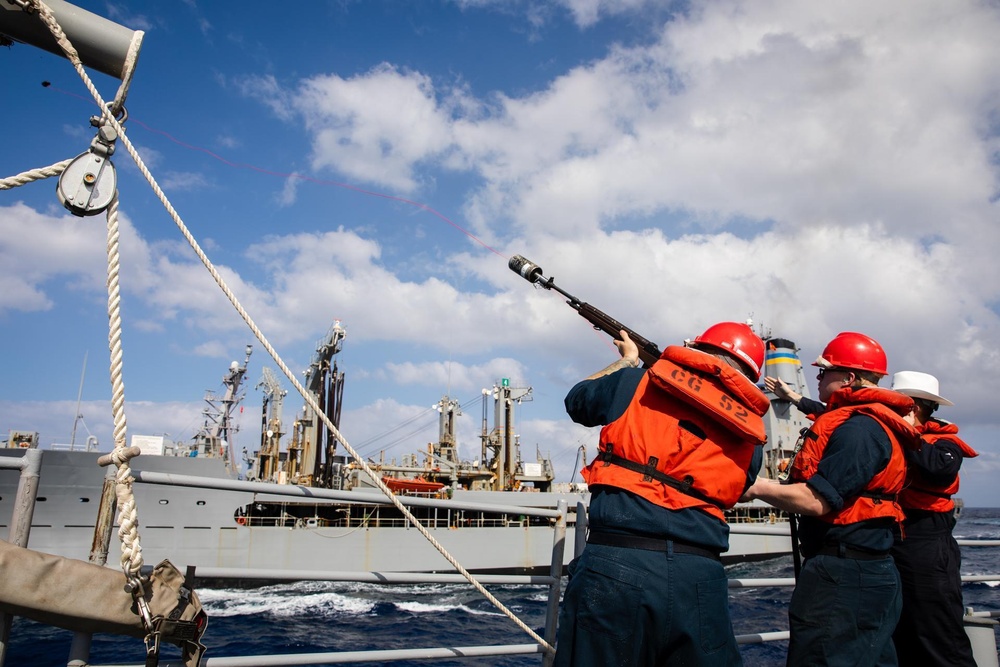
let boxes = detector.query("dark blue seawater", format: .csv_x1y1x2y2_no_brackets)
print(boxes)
7,508,999,666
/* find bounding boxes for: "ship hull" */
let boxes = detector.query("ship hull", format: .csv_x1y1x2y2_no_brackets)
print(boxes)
0,449,790,575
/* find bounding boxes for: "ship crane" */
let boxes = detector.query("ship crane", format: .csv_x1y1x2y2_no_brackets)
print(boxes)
295,320,347,488
254,366,287,482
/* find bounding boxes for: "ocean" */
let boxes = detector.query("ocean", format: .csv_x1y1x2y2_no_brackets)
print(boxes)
6,507,999,666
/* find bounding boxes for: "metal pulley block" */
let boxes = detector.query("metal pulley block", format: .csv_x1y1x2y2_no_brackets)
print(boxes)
57,123,118,216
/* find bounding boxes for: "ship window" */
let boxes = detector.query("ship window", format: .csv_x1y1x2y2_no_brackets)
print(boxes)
159,499,169,505
37,497,47,502
79,498,90,503
196,500,206,506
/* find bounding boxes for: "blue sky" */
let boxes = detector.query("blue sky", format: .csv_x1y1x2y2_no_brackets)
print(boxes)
2,0,999,506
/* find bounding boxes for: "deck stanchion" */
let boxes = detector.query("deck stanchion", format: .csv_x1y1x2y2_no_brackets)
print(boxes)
0,449,42,667
542,500,567,666
67,464,120,666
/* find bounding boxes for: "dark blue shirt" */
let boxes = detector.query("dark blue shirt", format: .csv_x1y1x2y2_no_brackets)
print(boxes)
899,421,966,532
565,367,763,552
797,396,827,417
798,414,897,554
906,430,963,484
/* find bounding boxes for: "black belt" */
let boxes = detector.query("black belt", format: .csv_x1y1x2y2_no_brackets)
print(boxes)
587,531,721,561
812,544,890,561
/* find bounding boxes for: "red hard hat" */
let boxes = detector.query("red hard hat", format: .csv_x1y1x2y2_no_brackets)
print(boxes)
692,322,764,380
812,332,888,375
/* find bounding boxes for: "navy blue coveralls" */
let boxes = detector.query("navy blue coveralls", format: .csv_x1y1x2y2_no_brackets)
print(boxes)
890,438,976,667
552,366,761,667
789,414,903,667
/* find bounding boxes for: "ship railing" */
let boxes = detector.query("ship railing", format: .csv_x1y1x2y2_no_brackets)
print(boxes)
132,470,568,518
241,514,526,529
728,569,1000,662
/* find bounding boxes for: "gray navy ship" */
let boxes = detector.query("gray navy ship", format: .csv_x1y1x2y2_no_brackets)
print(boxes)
0,323,805,576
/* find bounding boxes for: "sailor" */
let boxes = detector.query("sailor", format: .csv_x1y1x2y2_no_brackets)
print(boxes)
554,322,769,667
741,332,920,667
889,371,978,667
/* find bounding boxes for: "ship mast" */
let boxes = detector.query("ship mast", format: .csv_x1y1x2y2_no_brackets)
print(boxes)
69,350,87,450
480,380,533,491
192,345,252,470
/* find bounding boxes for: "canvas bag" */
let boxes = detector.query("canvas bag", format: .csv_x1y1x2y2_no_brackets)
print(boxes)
0,539,207,665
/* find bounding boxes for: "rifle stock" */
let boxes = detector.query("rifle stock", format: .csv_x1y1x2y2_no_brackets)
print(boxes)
509,255,662,368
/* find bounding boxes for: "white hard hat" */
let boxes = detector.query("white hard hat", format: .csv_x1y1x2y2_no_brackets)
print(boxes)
890,371,954,406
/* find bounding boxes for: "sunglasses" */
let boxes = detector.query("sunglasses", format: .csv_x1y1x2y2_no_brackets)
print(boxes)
817,367,851,380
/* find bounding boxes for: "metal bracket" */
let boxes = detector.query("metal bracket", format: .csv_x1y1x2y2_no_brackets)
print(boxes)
56,120,119,216
124,574,154,630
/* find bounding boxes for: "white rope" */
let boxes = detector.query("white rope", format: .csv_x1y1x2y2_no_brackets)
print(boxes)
109,30,144,118
0,159,72,190
26,0,146,585
105,194,143,578
26,0,554,652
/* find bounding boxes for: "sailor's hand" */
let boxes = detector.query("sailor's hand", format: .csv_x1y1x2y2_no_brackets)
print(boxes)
739,477,777,503
615,330,640,368
764,376,785,396
765,376,798,403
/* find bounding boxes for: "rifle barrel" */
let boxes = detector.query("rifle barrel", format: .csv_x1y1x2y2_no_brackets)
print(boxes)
509,254,662,366
509,254,575,301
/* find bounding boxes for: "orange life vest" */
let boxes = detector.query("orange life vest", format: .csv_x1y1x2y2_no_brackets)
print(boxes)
899,419,979,513
788,386,917,526
583,345,770,521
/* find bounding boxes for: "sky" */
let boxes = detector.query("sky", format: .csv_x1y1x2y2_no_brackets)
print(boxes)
2,0,999,506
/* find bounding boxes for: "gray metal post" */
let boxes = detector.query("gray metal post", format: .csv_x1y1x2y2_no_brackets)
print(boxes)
0,448,42,667
964,615,1000,667
541,499,567,667
6,448,41,546
0,0,142,80
67,464,118,666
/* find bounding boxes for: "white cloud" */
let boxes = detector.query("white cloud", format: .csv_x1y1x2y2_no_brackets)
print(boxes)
277,173,301,207
293,64,458,192
382,358,529,393
0,202,106,315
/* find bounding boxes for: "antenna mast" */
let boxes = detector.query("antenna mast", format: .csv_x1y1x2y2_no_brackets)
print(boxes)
70,350,88,449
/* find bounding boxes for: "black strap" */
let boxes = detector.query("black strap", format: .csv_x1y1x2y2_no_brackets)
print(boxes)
860,489,898,504
599,445,726,510
587,530,721,561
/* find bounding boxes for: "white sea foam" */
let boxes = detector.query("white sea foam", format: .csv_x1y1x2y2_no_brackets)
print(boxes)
198,585,377,617
393,601,457,614
393,600,503,616
194,579,511,618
